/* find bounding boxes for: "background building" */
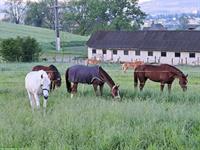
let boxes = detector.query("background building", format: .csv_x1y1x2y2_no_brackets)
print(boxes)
86,30,200,65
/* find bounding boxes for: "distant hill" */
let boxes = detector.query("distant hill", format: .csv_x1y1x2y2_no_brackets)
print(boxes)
139,0,200,15
0,22,89,52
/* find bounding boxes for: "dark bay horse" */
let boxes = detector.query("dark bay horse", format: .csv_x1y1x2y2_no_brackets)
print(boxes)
134,64,188,92
65,65,120,99
32,64,61,91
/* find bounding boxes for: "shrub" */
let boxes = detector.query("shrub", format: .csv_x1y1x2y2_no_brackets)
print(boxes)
0,36,41,62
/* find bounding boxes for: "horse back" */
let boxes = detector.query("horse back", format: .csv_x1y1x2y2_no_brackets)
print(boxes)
135,64,175,82
68,65,101,84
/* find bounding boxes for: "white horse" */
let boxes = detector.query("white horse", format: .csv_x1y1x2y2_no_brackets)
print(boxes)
25,70,51,112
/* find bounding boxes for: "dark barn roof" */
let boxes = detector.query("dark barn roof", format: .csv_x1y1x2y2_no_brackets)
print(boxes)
86,30,200,52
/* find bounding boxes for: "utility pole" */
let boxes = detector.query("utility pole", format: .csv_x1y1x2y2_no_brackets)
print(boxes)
54,0,60,51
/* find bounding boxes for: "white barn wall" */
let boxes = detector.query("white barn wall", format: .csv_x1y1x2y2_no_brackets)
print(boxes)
88,47,200,65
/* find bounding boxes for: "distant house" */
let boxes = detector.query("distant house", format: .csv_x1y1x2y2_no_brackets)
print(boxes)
86,30,200,65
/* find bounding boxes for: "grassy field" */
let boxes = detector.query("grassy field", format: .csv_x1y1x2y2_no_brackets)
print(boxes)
1,63,200,149
0,22,88,55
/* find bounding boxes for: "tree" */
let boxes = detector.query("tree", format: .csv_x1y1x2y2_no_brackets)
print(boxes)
2,0,26,24
63,0,146,35
106,0,146,31
25,0,55,29
0,37,41,62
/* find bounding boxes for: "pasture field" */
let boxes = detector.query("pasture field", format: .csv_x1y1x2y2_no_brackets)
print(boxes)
1,63,200,149
0,22,88,55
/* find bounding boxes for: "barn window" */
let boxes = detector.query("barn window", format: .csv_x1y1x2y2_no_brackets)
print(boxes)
189,53,195,58
113,50,117,55
92,49,96,54
124,50,129,55
161,52,166,57
175,52,180,57
103,49,107,54
148,51,153,56
135,50,140,56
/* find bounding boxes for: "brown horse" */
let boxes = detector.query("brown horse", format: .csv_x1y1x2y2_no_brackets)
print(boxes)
32,64,61,91
122,61,144,73
65,65,120,99
134,64,188,92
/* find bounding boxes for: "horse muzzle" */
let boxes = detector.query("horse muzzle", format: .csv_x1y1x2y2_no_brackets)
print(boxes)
42,89,49,99
44,96,48,99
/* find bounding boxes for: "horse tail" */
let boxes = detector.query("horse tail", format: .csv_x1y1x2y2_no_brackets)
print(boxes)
134,69,138,88
65,68,71,93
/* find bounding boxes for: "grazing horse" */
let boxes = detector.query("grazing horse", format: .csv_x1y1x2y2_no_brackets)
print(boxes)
32,64,61,91
134,64,188,92
25,70,51,112
65,65,120,99
122,61,144,73
86,58,101,65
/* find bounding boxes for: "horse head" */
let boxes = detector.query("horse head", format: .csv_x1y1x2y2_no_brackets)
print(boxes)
49,64,62,87
179,74,188,92
40,71,51,99
111,85,121,99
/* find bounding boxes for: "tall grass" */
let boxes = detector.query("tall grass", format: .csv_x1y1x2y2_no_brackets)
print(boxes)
0,63,200,149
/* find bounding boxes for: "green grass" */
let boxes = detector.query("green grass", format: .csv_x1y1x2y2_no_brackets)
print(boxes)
1,63,200,149
0,22,89,55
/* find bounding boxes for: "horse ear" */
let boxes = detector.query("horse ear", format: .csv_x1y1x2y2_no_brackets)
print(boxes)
185,74,188,78
41,74,43,79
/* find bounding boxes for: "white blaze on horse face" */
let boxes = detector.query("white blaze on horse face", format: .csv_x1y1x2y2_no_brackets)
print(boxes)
41,75,51,98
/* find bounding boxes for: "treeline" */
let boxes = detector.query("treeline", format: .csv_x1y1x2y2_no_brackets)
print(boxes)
1,0,146,35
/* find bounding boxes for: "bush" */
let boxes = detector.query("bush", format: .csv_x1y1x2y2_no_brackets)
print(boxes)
0,37,41,62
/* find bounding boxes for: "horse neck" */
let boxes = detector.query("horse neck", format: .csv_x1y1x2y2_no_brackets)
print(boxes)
169,65,184,79
99,67,115,88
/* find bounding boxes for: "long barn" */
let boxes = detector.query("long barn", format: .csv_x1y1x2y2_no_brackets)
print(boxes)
86,30,200,65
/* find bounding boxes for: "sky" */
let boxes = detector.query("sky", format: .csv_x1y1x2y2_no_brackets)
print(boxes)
138,0,200,15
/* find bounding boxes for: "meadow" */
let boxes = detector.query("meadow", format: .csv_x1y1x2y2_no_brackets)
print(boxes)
0,62,200,149
0,22,89,56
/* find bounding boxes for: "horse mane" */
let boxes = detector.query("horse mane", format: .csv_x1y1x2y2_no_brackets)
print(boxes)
49,64,61,79
99,66,115,87
162,64,185,77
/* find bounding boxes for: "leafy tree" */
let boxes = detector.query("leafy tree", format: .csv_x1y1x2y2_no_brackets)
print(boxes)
21,37,41,62
25,0,55,29
63,0,146,35
0,37,41,62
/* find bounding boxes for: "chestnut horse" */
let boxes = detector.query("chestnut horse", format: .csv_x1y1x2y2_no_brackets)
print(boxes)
65,65,120,99
122,61,144,73
134,64,188,92
32,64,61,91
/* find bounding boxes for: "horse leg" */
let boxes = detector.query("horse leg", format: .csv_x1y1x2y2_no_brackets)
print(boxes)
43,98,47,114
139,78,147,91
71,83,78,98
167,83,172,93
52,81,56,90
139,82,145,91
93,84,98,96
27,91,35,111
50,81,53,92
160,83,165,92
34,93,40,109
100,84,104,96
